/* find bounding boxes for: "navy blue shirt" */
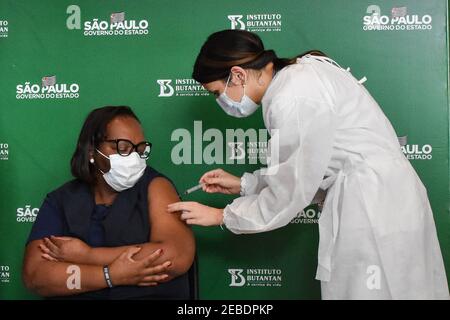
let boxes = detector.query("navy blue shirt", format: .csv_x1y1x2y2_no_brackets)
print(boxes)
25,166,191,300
27,197,65,244
27,199,111,247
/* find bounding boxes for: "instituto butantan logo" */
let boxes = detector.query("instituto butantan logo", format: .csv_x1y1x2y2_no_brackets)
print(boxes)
0,20,8,38
16,76,80,100
398,136,432,160
170,121,278,172
0,265,10,284
228,268,282,287
16,205,39,223
227,13,282,32
66,5,149,37
363,5,432,31
0,143,8,161
157,79,209,97
228,269,246,287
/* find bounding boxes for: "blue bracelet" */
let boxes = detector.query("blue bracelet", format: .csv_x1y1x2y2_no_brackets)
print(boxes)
103,265,114,288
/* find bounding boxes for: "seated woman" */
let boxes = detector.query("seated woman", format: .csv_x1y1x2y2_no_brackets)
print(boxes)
22,106,195,299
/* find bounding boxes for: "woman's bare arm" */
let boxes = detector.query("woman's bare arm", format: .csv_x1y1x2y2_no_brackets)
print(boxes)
70,177,196,279
23,239,170,297
23,240,109,297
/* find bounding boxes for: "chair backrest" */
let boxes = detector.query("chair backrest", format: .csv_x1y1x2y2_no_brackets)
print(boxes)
187,253,199,300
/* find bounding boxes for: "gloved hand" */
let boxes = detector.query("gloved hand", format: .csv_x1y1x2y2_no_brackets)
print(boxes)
199,168,241,195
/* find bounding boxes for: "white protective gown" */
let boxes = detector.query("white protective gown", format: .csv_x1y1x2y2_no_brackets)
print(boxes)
222,55,449,299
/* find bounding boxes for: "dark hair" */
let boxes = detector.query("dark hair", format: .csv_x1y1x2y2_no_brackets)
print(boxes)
192,29,326,83
70,106,140,184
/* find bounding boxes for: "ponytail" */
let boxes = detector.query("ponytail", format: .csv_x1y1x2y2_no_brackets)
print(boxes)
192,29,327,83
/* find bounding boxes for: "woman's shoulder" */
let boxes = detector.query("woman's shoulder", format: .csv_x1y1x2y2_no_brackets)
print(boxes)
267,63,312,95
140,165,165,183
140,166,178,193
265,60,335,107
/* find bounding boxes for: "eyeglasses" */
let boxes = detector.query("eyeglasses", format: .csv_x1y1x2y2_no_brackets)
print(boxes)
103,139,152,159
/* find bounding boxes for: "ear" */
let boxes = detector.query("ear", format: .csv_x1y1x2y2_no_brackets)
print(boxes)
229,66,247,85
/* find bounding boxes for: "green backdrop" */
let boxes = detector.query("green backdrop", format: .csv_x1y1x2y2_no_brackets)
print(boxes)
0,0,449,299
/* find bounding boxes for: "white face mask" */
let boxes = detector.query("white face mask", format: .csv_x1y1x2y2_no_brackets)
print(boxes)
216,73,259,118
96,149,147,192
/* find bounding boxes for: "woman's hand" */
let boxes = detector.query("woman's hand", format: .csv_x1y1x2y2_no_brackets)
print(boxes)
40,236,91,263
109,247,171,286
199,169,241,194
167,202,223,227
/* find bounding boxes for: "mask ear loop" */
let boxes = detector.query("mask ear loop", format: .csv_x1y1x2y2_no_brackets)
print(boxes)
241,73,247,100
93,148,109,175
226,71,247,102
95,148,110,160
228,71,247,87
223,73,232,95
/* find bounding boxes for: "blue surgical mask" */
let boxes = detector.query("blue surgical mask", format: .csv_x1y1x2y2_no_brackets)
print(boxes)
216,74,259,118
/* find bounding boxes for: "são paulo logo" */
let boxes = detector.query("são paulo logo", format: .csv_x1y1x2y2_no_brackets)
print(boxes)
363,5,432,31
16,75,80,100
66,5,149,37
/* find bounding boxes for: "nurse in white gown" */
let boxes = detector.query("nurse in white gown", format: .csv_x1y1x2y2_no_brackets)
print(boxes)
167,29,449,299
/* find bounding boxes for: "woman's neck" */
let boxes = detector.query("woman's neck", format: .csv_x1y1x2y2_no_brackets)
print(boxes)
255,62,275,104
93,177,118,205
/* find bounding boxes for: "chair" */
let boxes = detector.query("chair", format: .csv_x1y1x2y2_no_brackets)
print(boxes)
187,253,199,300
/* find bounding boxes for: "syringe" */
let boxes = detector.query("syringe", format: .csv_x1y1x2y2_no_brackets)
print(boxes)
183,183,204,195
